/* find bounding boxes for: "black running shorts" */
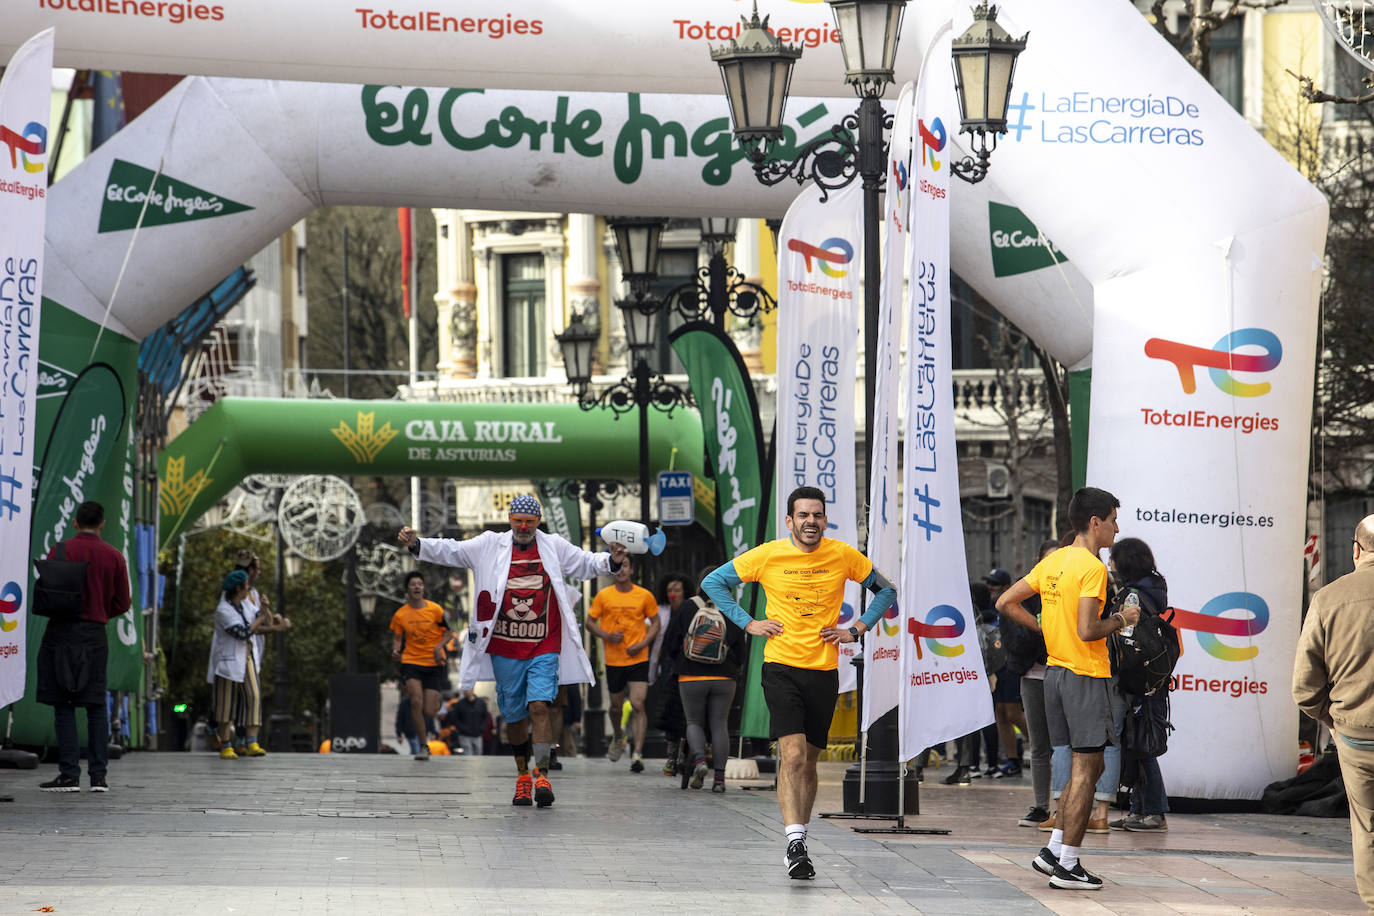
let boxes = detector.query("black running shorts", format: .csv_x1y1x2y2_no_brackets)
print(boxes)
605,661,650,695
762,662,838,749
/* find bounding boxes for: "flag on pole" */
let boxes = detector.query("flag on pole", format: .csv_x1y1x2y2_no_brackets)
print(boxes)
0,29,54,707
898,28,994,760
397,207,415,317
775,181,864,692
862,81,914,731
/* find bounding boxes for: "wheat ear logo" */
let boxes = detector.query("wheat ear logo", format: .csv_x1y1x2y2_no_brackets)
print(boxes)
332,411,399,463
159,456,213,518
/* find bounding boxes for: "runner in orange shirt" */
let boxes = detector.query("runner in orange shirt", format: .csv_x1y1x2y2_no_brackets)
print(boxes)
587,557,659,773
390,571,450,761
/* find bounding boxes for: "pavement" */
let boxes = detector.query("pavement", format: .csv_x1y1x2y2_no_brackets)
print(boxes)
0,750,1363,915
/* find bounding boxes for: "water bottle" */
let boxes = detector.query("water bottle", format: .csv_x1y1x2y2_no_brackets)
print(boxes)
596,520,667,556
1120,591,1138,637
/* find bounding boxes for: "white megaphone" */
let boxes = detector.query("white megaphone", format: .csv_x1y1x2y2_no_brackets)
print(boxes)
597,520,667,556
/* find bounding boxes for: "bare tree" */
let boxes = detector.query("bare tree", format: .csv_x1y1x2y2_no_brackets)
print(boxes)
1146,0,1289,80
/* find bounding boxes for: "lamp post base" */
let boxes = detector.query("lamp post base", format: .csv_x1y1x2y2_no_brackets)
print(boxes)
583,705,607,760
267,713,293,754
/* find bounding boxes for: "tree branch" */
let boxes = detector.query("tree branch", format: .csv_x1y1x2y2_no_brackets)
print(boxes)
1288,68,1374,106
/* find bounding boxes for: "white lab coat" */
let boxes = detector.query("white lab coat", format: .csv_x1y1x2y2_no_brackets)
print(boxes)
205,596,255,684
418,529,613,690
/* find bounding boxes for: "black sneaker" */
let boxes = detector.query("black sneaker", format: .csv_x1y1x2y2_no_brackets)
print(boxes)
941,766,971,786
1048,861,1103,891
1031,847,1057,876
785,839,815,879
89,777,109,793
629,757,645,773
1019,806,1051,827
39,775,80,793
994,760,1022,778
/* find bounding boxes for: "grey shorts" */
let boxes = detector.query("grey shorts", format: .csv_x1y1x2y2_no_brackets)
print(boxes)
1044,665,1115,751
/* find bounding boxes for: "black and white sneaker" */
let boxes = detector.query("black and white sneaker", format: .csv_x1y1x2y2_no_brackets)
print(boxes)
39,775,80,793
89,777,109,793
1019,806,1051,828
785,839,815,879
1048,861,1104,890
1031,847,1057,876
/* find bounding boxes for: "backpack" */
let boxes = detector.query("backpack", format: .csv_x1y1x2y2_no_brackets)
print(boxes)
977,621,1006,675
681,596,728,664
1108,588,1181,697
32,542,88,620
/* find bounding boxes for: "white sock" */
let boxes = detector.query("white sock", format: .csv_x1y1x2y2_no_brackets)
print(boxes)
785,823,805,844
1058,844,1079,870
1048,828,1063,856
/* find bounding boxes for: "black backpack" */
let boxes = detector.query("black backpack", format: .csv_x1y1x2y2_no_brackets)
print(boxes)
32,542,88,620
1108,588,1181,697
978,621,1006,675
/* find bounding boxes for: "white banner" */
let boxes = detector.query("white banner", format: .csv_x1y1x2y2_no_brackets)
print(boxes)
775,181,863,692
1087,237,1321,800
0,1,922,100
899,30,994,760
861,83,913,731
0,29,53,707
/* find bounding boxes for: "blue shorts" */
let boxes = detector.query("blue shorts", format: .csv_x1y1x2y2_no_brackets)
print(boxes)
490,653,560,724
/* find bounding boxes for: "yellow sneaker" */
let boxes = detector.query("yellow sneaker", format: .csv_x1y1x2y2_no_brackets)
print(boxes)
219,746,238,760
245,742,267,757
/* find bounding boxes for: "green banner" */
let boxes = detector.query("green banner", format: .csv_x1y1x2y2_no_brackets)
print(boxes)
98,159,254,233
11,299,141,747
159,398,714,548
669,322,772,739
988,201,1069,278
537,479,583,548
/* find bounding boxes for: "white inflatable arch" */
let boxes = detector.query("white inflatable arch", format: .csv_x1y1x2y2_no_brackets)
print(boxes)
30,1,1325,801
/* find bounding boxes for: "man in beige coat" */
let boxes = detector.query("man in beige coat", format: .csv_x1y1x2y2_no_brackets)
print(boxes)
1293,515,1374,910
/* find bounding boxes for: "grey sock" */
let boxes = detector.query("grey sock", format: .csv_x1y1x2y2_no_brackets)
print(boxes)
533,742,552,771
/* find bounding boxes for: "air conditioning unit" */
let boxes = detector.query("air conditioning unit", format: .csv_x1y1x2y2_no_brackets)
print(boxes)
986,463,1010,499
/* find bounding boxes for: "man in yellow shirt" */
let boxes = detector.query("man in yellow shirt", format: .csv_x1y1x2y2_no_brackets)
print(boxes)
389,571,450,761
702,486,897,880
587,558,660,773
997,487,1139,891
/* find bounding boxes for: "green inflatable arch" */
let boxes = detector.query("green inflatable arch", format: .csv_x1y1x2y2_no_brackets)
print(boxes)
158,398,713,548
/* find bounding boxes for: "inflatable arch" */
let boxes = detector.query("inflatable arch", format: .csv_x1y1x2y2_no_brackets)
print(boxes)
25,1,1325,799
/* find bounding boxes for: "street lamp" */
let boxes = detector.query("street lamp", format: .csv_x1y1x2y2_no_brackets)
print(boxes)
554,218,693,529
660,218,777,331
712,0,1028,817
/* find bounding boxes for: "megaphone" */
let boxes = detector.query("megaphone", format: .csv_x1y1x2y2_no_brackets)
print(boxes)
597,520,667,556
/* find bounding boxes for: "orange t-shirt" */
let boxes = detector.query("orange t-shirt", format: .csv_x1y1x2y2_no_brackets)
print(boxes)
390,600,448,666
589,584,659,667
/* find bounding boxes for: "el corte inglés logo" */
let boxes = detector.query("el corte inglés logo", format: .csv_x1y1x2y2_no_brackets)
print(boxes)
988,202,1068,277
99,159,253,233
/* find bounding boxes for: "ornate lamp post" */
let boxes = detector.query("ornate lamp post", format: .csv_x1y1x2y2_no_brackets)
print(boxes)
660,218,777,331
711,0,1027,816
555,218,693,529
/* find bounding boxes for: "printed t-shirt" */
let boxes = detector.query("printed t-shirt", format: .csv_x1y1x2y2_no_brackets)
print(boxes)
389,600,448,666
1024,545,1110,678
483,540,561,660
589,584,659,667
732,536,872,671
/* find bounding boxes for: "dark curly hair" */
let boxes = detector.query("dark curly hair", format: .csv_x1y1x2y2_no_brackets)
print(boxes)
656,571,696,606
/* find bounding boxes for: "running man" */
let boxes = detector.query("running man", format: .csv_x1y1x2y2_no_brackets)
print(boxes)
389,570,450,760
702,486,896,879
399,494,626,807
586,557,660,772
996,486,1139,891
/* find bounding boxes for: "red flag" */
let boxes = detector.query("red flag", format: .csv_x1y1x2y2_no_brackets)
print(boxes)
397,207,414,318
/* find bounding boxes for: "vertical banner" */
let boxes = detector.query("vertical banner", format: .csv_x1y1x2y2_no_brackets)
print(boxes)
0,29,54,708
899,30,994,760
776,181,863,692
1087,242,1319,800
862,82,914,731
536,479,582,548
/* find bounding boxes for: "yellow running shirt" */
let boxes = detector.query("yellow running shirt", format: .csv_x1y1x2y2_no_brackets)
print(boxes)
1024,545,1110,678
732,537,872,671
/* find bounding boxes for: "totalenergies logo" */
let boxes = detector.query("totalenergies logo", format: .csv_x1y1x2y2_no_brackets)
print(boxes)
907,604,964,659
880,601,901,637
1171,592,1269,661
1144,328,1282,398
918,117,946,170
0,581,22,632
1,122,47,173
787,237,854,278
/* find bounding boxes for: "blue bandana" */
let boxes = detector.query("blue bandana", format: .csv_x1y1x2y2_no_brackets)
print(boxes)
508,494,542,518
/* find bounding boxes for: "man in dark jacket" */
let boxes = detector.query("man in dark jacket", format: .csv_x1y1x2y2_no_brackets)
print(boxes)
37,501,132,793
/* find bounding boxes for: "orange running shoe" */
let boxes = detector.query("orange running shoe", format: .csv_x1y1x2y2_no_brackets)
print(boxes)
512,773,534,807
533,770,555,808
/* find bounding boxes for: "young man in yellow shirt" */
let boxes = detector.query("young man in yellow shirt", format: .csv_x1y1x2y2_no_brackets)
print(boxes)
997,487,1140,891
702,486,897,880
587,557,660,772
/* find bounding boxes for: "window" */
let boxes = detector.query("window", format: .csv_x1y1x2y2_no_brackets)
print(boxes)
1208,18,1243,114
648,248,699,374
502,253,545,377
962,494,1053,580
